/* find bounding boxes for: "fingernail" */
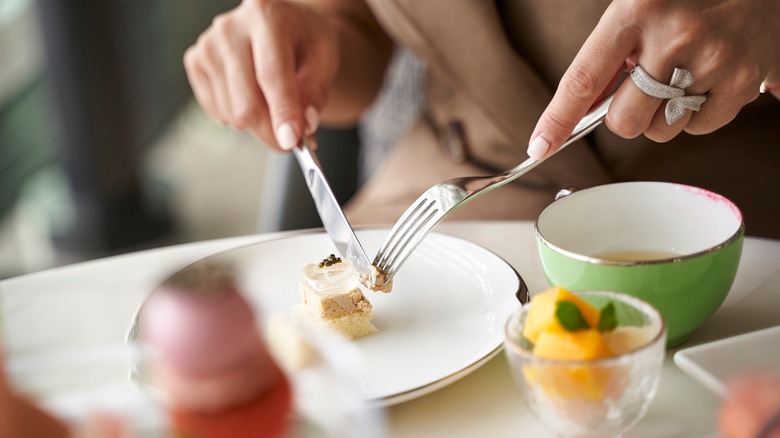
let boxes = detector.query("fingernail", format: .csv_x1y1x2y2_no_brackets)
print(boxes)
304,106,320,135
527,135,551,160
277,123,298,150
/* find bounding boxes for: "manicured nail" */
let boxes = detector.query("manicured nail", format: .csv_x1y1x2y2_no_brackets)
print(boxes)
304,106,320,135
277,123,298,150
527,135,551,160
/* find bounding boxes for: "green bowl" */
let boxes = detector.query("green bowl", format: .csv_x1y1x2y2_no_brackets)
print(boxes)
535,182,744,347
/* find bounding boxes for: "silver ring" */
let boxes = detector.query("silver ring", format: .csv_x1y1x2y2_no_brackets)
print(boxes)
630,65,707,125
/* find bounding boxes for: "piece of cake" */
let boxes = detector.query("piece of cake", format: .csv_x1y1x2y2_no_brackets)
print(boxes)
361,264,393,293
137,260,293,437
292,254,377,339
265,312,319,371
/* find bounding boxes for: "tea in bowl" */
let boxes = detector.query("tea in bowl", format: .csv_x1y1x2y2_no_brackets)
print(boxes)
535,182,744,346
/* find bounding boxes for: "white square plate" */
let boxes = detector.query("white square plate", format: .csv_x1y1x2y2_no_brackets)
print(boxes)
674,325,780,395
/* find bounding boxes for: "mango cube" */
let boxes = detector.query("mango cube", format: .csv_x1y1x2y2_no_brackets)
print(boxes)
533,329,612,361
519,287,621,401
522,287,601,344
523,363,613,401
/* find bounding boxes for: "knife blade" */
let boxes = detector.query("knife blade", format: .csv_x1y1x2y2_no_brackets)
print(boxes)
292,135,372,278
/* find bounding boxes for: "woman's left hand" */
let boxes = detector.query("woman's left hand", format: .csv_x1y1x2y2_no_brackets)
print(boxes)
527,0,780,159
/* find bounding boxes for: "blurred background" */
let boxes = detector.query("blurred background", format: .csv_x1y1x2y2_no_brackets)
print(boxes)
0,0,365,279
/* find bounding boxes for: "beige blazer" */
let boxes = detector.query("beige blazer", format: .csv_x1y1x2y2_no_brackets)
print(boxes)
346,1,780,238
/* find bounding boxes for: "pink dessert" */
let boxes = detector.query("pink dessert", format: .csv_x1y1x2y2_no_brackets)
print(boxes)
140,275,262,379
138,261,292,436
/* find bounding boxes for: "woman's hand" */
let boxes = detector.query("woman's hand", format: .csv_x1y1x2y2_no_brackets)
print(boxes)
184,0,339,151
719,371,780,438
527,0,780,159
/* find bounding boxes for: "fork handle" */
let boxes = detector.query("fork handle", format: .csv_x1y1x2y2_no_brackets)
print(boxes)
478,93,615,194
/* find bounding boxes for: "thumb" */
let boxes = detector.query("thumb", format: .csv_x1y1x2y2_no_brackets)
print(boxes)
528,18,636,160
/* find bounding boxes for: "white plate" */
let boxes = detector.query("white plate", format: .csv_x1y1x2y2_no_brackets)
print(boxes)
202,229,525,406
674,325,780,396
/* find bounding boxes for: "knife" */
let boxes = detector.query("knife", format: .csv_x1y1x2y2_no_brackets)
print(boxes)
293,135,372,278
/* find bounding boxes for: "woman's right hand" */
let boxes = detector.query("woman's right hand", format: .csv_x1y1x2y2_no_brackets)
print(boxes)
719,371,780,438
184,0,339,151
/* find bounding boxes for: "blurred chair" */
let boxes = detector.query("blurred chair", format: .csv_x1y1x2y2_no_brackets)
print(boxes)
0,0,57,277
32,0,241,258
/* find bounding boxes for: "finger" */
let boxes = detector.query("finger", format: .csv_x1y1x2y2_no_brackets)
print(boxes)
295,29,337,134
184,48,221,123
244,100,281,150
608,18,704,142
686,67,761,135
242,99,279,150
528,11,638,159
251,6,304,150
296,65,328,136
685,90,741,135
644,103,690,142
247,123,277,147
605,73,664,140
200,37,234,127
218,36,266,131
296,67,327,135
607,50,698,139
302,104,320,135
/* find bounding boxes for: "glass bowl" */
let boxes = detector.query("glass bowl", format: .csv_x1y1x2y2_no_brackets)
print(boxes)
503,290,666,438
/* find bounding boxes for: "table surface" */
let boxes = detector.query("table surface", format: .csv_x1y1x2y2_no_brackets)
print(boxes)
2,220,780,437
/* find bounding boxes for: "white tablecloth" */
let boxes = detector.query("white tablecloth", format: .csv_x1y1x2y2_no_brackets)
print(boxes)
2,221,780,437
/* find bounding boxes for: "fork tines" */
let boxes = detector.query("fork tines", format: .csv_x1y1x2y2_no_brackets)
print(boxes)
373,197,440,279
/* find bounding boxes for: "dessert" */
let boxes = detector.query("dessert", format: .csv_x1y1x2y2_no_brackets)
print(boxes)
137,260,293,437
508,288,666,437
523,287,653,360
361,264,393,293
292,254,377,339
520,287,656,400
265,312,319,371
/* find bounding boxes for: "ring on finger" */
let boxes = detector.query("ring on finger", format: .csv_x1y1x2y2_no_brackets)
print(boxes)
630,65,707,125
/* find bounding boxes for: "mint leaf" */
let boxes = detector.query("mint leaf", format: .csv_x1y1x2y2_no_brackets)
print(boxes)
598,302,617,332
555,301,590,331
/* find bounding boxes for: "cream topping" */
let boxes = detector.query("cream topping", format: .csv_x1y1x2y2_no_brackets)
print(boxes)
302,258,360,294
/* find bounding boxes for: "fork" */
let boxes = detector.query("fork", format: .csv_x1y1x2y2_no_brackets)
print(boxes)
373,93,615,282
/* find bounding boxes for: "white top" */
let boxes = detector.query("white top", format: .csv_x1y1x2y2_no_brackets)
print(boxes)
2,220,780,437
